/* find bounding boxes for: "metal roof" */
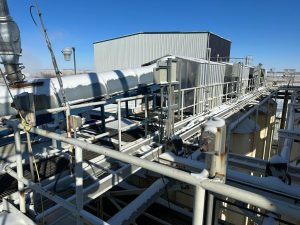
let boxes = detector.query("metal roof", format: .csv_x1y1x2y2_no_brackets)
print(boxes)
93,31,231,44
142,54,224,66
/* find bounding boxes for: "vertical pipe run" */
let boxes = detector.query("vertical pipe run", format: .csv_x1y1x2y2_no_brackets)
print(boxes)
262,99,270,160
152,93,156,112
281,101,296,161
101,105,106,133
75,146,83,225
66,107,71,138
166,58,173,139
196,87,201,114
118,101,122,151
253,107,259,157
12,122,26,213
125,100,129,118
193,88,196,115
171,86,175,133
72,47,77,75
145,95,148,138
225,83,228,102
205,194,214,225
159,87,164,143
280,90,289,129
203,118,227,225
181,90,184,120
204,48,211,112
193,185,206,225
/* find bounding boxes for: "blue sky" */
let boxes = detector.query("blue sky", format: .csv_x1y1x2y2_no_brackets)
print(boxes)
9,0,300,72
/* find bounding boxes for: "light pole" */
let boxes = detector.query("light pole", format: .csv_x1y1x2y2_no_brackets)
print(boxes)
62,47,77,74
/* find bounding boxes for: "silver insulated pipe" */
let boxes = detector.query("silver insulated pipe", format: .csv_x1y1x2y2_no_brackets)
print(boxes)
0,0,25,83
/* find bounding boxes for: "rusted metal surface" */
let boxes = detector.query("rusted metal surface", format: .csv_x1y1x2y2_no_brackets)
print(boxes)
9,81,44,89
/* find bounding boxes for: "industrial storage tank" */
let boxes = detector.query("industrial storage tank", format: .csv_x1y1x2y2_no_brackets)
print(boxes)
290,111,300,165
251,100,277,160
230,115,260,157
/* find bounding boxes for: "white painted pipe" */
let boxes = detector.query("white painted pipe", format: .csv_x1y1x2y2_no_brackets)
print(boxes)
15,124,300,221
11,121,26,213
0,64,155,117
75,146,83,225
193,185,206,225
5,167,109,225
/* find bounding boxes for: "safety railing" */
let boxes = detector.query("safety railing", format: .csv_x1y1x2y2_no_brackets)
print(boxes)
176,77,266,121
5,120,300,225
116,95,149,151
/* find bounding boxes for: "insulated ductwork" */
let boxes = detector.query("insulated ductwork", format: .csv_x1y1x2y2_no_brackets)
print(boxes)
0,0,25,83
0,64,156,117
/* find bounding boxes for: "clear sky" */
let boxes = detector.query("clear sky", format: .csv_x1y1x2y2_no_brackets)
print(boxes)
8,0,300,72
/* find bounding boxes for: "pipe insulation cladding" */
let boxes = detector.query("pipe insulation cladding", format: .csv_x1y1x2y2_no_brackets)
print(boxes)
0,64,156,117
0,0,25,83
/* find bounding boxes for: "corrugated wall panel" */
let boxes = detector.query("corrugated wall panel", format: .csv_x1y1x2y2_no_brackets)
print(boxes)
94,33,209,72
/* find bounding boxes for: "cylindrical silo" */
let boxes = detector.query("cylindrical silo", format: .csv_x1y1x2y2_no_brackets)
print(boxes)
230,117,260,157
290,111,300,164
252,99,277,160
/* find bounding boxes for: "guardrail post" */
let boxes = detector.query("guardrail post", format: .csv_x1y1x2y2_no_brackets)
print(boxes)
193,185,206,225
145,95,148,138
201,117,227,225
118,100,122,151
181,90,184,120
193,88,196,115
101,105,106,132
10,120,26,213
75,146,83,225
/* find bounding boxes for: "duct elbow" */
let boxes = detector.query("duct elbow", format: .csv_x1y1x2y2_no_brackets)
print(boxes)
0,0,25,83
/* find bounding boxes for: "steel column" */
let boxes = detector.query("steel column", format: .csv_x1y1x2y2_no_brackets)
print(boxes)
10,120,26,213
145,95,148,138
75,146,83,225
16,125,300,221
118,100,122,151
193,185,206,225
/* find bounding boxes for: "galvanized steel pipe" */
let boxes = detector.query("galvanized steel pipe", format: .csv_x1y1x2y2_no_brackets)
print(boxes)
15,124,300,221
4,167,109,225
10,121,26,213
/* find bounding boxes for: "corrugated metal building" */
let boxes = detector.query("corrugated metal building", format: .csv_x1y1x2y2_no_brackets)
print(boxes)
93,32,231,72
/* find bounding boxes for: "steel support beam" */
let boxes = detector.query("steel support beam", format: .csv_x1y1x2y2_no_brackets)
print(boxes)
5,167,109,225
35,146,162,223
15,125,300,221
108,178,168,225
8,120,26,213
278,129,300,141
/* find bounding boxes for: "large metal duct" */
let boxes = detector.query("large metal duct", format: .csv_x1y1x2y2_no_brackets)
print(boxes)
0,64,156,117
0,0,25,83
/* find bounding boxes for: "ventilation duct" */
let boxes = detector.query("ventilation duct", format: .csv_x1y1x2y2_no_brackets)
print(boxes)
0,0,25,83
